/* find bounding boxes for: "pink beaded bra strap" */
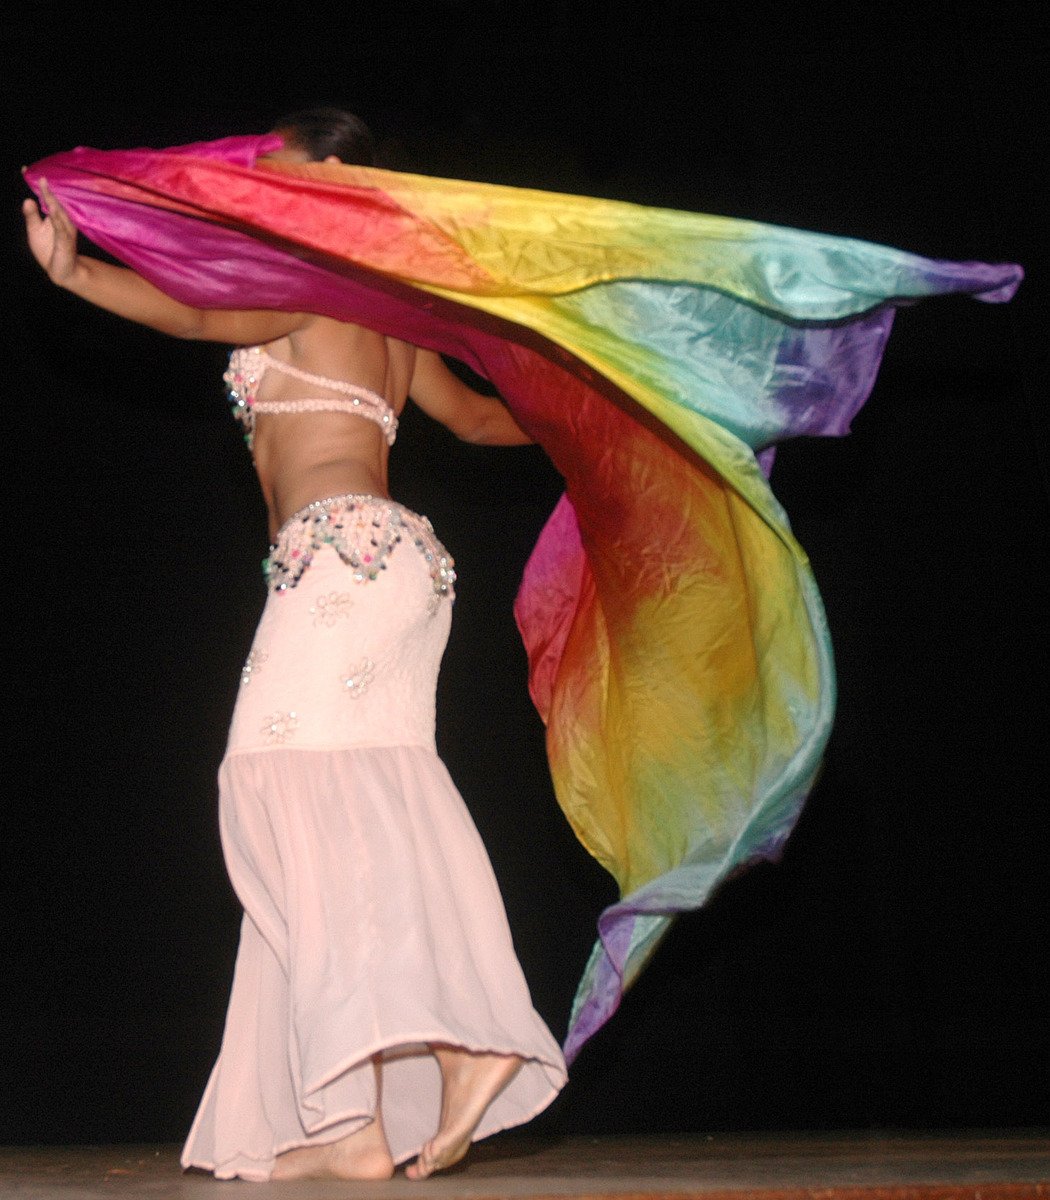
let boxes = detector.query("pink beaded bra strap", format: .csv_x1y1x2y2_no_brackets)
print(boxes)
224,346,399,447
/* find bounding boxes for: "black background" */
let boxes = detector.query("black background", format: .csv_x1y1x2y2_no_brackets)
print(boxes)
2,3,1047,1144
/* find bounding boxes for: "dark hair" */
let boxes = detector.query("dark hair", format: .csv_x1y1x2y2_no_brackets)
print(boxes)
273,107,375,166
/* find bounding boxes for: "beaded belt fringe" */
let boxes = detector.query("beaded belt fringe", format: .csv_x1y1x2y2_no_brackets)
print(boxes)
264,494,455,599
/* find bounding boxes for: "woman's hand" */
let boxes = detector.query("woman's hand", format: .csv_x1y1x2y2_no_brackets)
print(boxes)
23,178,79,286
20,175,306,342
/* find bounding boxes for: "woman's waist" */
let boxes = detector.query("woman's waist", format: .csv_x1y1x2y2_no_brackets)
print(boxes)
259,456,390,535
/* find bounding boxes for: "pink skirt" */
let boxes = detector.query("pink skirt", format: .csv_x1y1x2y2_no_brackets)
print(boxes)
181,497,566,1180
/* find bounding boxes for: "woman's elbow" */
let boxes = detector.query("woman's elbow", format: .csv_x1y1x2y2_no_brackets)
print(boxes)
473,403,532,446
170,310,210,340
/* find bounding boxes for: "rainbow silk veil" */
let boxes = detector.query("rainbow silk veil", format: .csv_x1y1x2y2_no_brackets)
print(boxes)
25,135,1022,1061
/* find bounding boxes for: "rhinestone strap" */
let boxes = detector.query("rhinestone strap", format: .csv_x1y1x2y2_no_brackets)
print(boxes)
265,494,456,600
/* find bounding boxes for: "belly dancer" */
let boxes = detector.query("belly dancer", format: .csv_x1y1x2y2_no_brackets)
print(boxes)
23,108,567,1182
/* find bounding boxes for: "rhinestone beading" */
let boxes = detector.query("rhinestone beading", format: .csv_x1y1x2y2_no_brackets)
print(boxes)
341,658,376,698
224,346,262,446
310,591,355,627
265,494,456,601
240,647,269,687
261,711,299,744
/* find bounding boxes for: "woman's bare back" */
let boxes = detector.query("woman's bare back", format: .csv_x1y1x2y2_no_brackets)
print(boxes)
250,315,417,537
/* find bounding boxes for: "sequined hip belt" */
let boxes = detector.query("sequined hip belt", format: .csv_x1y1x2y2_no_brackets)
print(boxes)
265,494,456,599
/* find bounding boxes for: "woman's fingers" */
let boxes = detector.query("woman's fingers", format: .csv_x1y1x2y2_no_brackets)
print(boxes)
38,179,71,229
23,195,54,266
24,178,78,281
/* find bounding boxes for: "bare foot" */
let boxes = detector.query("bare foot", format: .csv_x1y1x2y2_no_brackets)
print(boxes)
272,1057,393,1181
271,1116,394,1181
405,1046,523,1181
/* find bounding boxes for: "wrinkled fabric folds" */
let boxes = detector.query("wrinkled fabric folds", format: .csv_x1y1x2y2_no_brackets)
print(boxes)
25,136,1021,1060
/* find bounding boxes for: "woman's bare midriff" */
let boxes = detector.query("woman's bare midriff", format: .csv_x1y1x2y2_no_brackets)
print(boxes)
254,416,393,536
250,319,416,537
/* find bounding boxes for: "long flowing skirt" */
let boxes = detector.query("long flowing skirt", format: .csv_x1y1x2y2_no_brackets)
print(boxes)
181,498,566,1181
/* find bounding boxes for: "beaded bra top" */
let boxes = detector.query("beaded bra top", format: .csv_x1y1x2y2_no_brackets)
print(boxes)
224,346,399,450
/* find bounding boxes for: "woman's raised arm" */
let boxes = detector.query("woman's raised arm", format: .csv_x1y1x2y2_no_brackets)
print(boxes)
410,349,533,446
23,178,305,345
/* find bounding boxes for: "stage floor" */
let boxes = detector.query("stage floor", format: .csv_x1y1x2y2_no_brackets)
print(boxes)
3,1132,1049,1199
